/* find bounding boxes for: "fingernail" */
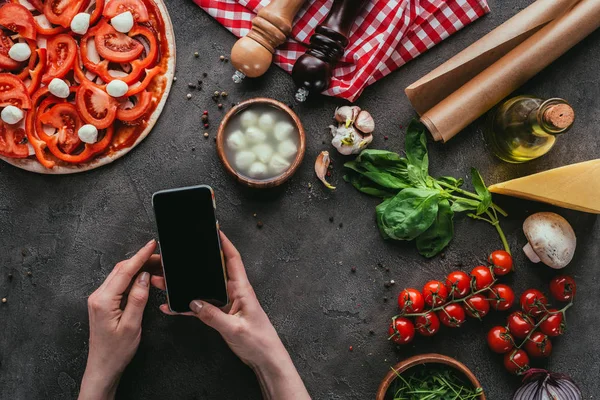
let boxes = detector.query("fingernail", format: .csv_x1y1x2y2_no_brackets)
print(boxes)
145,239,156,248
190,300,203,313
138,272,149,287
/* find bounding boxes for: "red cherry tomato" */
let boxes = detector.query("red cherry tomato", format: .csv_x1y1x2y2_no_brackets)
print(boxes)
0,122,28,159
470,265,494,291
549,276,576,302
42,33,77,83
487,284,515,311
397,288,425,314
438,303,466,328
507,311,535,339
388,317,415,345
464,294,490,319
539,310,565,337
520,289,549,318
422,280,448,307
0,3,37,40
445,271,471,298
487,326,514,354
103,0,149,22
524,331,552,358
504,349,530,375
415,312,440,337
488,250,513,276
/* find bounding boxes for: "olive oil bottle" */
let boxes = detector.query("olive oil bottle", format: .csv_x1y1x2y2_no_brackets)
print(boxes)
484,96,574,163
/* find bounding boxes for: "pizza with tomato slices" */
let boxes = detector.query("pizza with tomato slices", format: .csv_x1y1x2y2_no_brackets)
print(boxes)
0,0,174,173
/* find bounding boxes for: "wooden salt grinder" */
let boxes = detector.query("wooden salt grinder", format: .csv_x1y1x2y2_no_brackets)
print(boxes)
292,0,368,102
230,0,306,83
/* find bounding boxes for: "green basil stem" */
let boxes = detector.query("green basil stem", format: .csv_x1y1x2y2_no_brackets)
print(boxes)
515,301,573,351
467,210,511,255
437,180,508,217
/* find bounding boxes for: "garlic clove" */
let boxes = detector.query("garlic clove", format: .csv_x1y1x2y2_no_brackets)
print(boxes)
354,110,375,134
334,106,361,127
315,151,335,190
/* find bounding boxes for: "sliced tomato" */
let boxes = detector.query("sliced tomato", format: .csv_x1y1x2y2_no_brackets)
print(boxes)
43,0,86,28
103,0,148,22
0,122,28,158
0,73,32,109
94,19,143,63
0,3,37,40
75,81,117,129
42,34,77,83
0,31,22,70
125,65,162,96
116,90,152,121
39,103,83,154
26,48,47,95
33,14,67,36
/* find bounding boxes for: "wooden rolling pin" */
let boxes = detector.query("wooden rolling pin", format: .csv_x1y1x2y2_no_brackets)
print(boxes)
230,0,307,83
292,0,368,102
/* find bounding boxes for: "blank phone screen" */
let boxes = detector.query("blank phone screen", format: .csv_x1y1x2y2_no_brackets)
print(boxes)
152,186,228,312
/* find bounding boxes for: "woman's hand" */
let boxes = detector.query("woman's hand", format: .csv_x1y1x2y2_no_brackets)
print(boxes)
79,240,157,400
152,232,311,400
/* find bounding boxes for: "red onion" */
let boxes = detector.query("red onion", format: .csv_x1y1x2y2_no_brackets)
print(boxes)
513,369,582,400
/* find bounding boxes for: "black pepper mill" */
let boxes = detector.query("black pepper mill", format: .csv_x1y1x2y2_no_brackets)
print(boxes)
292,0,368,102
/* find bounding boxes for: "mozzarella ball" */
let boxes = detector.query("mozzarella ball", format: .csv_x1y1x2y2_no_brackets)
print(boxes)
226,130,246,151
111,11,134,33
106,79,129,97
258,113,275,132
240,110,258,129
48,78,70,98
273,121,295,141
234,150,256,171
278,139,298,159
269,154,291,175
1,106,24,125
8,43,31,62
252,143,273,164
247,162,268,178
245,126,266,144
78,124,98,144
71,13,91,35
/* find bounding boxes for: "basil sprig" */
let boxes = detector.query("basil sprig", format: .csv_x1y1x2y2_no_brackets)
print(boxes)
344,120,510,258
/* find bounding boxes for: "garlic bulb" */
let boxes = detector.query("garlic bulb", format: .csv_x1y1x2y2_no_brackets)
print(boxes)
355,110,374,134
334,106,361,127
330,124,373,155
315,151,335,190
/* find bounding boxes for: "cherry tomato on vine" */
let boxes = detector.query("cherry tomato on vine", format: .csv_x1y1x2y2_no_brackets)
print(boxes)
507,311,535,339
470,265,494,291
397,288,425,313
488,284,515,311
524,331,552,358
438,303,466,328
488,250,513,276
388,317,415,345
415,312,440,337
539,310,565,337
549,276,576,302
504,349,530,375
445,271,471,298
422,280,448,307
520,289,548,318
464,294,490,319
487,326,514,354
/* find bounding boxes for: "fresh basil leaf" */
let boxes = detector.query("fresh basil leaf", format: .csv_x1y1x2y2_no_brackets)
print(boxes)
376,197,394,239
407,163,428,188
416,199,454,258
343,173,396,198
345,163,411,190
380,188,440,240
450,197,479,213
471,167,492,215
405,120,429,175
437,176,464,188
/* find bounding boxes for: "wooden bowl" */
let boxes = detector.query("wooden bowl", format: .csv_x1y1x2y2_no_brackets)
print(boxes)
216,98,306,188
376,353,485,400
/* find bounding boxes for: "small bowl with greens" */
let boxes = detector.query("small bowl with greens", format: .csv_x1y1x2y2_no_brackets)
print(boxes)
376,354,485,400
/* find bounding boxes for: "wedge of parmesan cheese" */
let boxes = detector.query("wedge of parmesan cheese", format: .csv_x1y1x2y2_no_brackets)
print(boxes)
488,159,600,214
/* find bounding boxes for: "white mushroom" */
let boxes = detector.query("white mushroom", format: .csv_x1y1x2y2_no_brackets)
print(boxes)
522,212,576,269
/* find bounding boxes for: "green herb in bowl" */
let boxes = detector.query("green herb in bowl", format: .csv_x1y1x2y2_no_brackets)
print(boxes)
387,364,483,400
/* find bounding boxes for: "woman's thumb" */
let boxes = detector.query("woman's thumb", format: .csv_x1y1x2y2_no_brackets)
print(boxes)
189,300,230,332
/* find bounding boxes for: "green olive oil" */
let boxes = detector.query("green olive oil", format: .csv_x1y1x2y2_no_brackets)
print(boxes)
484,96,574,163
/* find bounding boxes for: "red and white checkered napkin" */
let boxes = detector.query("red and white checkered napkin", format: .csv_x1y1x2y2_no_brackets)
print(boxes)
194,0,490,102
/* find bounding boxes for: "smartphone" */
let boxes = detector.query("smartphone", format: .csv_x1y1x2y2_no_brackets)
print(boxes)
152,185,228,312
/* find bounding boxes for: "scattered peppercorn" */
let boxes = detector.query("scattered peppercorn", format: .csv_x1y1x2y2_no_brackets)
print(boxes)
218,103,223,109
322,140,326,144
27,271,32,277
194,51,199,58
203,132,209,138
192,147,195,151
224,58,229,63
203,72,208,77
384,136,388,140
329,216,334,222
326,171,331,177
440,253,446,259
204,123,210,128
173,76,177,82
219,55,225,61
384,282,391,288
7,273,13,280
1,298,6,304
349,346,353,351
339,223,343,228
257,221,263,229
385,267,390,272
188,83,197,89
221,91,228,98
351,267,356,273
369,330,375,335
186,93,192,99
253,213,257,217
201,114,208,122
203,110,208,115
197,79,203,85
390,280,395,285
377,262,383,268
383,297,388,302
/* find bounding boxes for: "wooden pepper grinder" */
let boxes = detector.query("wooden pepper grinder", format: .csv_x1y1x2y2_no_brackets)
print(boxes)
292,0,368,102
230,0,307,83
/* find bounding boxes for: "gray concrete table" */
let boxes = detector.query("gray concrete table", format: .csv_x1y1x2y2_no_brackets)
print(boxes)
1,1,599,398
